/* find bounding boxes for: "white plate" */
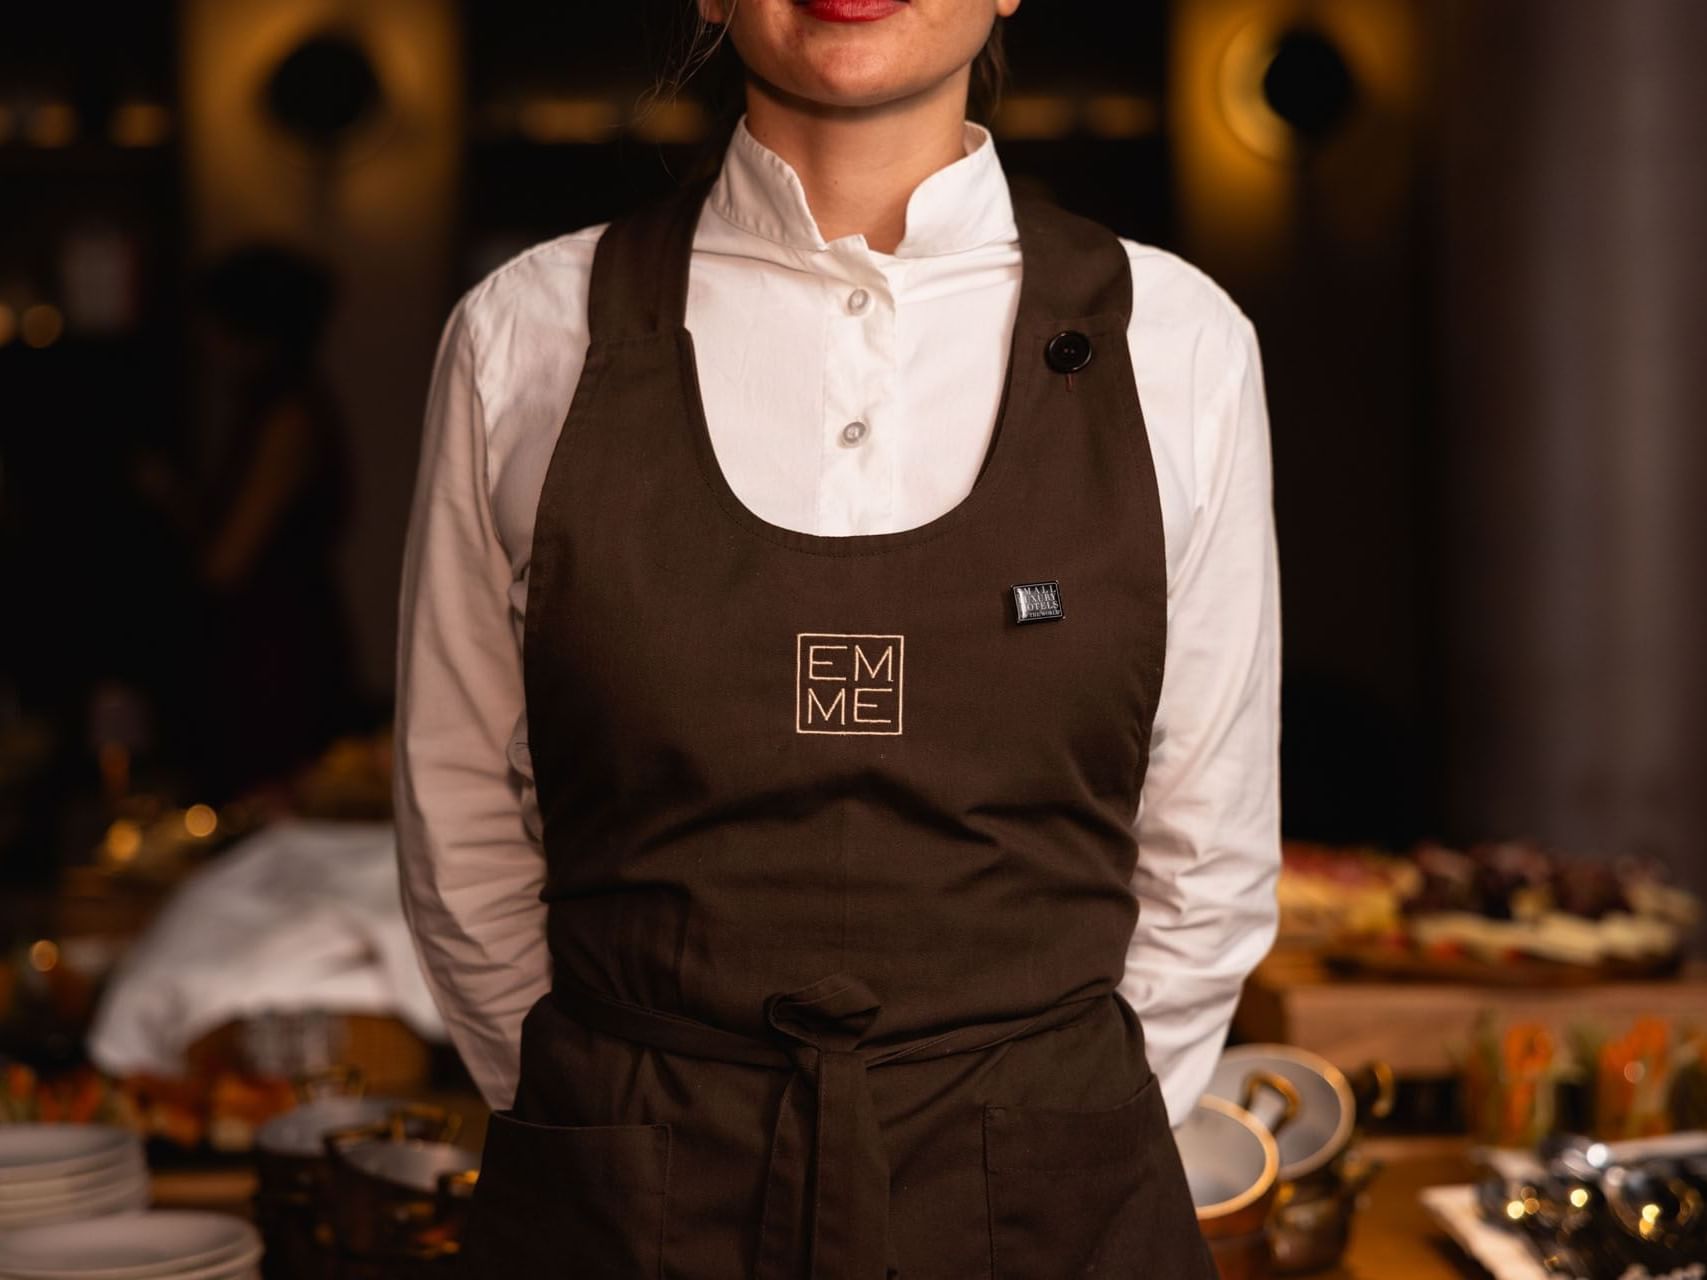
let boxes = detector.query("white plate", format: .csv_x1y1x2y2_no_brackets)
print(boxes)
183,1262,259,1280
1418,1184,1552,1280
0,1129,141,1186
0,1167,145,1208
0,1178,150,1230
14,1237,270,1280
136,1238,263,1280
0,1156,148,1205
0,1213,259,1278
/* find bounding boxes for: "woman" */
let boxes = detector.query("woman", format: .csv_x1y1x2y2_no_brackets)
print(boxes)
395,1,1281,1275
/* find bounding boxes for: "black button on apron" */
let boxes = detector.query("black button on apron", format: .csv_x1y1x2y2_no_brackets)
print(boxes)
1044,329,1094,374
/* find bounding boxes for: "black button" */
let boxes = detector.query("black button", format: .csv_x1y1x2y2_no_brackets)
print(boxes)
1044,330,1093,374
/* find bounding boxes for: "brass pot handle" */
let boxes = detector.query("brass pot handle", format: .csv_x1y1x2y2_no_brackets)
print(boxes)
386,1102,463,1145
1369,1059,1396,1119
321,1120,389,1162
1240,1068,1303,1137
1352,1059,1396,1121
438,1167,479,1200
1341,1153,1385,1199
295,1063,364,1102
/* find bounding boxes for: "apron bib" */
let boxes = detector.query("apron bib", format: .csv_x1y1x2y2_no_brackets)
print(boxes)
460,170,1216,1280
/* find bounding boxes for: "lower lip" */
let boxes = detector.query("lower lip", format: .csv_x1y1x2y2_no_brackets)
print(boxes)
797,0,907,22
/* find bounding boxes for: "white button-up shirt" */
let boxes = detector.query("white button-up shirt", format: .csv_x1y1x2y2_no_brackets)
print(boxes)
394,113,1281,1129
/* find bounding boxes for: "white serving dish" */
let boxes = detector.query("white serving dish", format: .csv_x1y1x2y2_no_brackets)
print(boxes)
0,1128,142,1186
0,1210,260,1278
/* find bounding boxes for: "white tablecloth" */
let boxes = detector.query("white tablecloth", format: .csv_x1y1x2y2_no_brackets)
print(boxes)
87,821,447,1077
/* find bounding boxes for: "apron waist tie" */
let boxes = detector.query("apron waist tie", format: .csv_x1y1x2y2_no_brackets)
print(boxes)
548,965,1108,1280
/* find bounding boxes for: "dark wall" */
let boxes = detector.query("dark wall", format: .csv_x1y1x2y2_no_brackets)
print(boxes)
1433,0,1707,941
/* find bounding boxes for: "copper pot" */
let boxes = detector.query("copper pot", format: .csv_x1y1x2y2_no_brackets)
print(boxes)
1198,1047,1398,1276
253,1071,408,1280
254,1095,459,1280
1268,1145,1384,1273
323,1121,480,1262
1183,1095,1286,1280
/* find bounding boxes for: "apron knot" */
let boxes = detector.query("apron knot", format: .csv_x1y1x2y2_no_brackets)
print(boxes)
547,963,1116,1277
764,972,881,1051
756,973,891,1279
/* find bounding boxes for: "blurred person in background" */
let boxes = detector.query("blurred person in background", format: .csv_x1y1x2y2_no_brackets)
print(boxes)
143,243,357,802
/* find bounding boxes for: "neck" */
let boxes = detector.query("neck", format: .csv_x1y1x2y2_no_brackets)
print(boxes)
740,71,971,253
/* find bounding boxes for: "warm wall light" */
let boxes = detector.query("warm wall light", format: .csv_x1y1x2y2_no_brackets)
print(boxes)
1218,16,1294,161
264,28,384,151
20,304,64,348
0,304,15,346
111,101,174,147
1083,94,1159,140
991,94,1076,140
25,102,77,148
1171,0,1420,265
182,0,462,693
184,804,219,838
516,97,621,144
630,97,709,144
103,820,143,864
1220,19,1357,162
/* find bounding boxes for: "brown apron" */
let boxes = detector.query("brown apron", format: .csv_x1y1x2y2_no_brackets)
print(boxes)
458,168,1218,1280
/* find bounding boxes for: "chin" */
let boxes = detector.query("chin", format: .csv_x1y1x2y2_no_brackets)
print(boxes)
789,51,931,109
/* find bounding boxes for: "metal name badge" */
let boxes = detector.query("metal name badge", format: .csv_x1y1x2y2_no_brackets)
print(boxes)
1011,580,1064,624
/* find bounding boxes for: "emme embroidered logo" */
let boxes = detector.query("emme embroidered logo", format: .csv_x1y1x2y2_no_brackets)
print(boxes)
795,633,904,735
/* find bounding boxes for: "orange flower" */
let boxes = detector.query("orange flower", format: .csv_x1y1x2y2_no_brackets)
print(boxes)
1505,1023,1554,1075
1628,1016,1670,1058
4,1062,35,1099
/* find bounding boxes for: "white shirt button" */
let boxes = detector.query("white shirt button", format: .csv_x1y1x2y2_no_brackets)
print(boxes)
840,419,869,446
846,287,871,315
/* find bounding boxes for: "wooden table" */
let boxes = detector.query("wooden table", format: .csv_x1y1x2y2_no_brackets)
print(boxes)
146,1088,492,1218
1317,1136,1487,1279
1234,946,1707,1076
149,1164,257,1214
1227,946,1707,1275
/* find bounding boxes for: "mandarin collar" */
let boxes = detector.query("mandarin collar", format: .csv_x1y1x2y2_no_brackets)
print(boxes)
706,112,1017,258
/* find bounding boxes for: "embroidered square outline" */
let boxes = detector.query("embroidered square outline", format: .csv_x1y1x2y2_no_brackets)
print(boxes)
796,633,904,735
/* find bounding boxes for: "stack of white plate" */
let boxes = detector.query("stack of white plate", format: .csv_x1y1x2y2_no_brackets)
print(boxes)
0,1126,148,1230
0,1212,262,1279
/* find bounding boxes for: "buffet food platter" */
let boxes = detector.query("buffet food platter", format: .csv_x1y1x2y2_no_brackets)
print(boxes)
1280,839,1699,985
1419,1132,1707,1280
1419,1183,1552,1280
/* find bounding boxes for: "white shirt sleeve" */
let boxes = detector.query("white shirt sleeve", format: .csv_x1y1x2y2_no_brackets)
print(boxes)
1120,304,1283,1130
392,290,551,1111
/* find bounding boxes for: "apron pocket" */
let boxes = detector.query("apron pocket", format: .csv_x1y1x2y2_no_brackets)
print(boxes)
461,1108,672,1279
982,1069,1205,1279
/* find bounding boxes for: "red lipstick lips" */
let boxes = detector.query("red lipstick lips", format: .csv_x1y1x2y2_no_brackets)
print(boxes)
797,0,908,22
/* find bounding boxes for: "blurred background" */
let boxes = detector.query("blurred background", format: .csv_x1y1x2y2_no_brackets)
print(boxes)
1,1,1705,1274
